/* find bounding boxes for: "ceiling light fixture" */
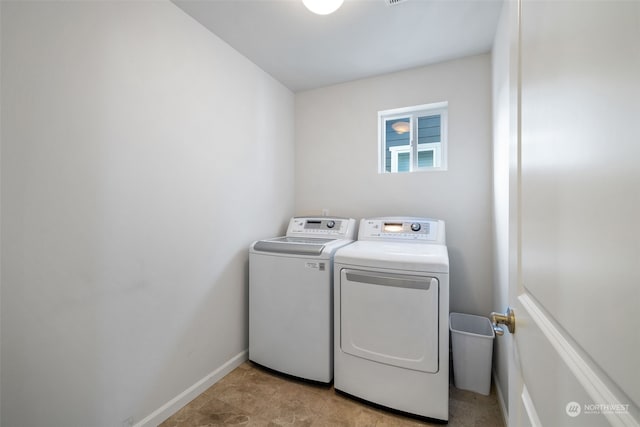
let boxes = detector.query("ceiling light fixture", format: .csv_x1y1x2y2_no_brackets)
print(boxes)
392,121,410,134
302,0,344,15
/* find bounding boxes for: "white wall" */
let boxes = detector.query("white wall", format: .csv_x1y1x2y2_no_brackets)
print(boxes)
0,2,294,426
295,55,493,315
491,0,517,415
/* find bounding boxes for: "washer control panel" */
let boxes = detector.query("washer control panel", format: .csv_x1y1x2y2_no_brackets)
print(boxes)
287,217,357,239
358,217,444,243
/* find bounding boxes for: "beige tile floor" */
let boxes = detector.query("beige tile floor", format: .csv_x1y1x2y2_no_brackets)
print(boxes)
160,362,504,427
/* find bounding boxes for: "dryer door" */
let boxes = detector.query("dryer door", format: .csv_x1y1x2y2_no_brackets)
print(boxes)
339,268,439,373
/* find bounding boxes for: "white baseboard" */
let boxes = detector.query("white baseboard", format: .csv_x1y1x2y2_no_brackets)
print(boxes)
493,370,509,427
135,349,249,427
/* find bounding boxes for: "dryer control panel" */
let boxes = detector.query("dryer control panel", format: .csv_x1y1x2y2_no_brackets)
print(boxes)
358,217,445,244
286,217,357,239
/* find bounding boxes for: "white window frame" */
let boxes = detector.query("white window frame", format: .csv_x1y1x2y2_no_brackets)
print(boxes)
378,102,448,173
389,142,442,172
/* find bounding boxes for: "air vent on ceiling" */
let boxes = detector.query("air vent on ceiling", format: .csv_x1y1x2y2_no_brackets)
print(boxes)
385,0,408,5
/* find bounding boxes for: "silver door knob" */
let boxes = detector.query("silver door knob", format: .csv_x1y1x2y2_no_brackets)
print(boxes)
490,307,515,335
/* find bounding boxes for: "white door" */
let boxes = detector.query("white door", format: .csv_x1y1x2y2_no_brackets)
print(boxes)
505,1,640,426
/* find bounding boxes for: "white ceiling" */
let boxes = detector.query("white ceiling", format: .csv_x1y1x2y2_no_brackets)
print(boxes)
172,0,503,92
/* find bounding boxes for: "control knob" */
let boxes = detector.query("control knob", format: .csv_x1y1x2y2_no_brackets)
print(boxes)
326,220,336,228
410,222,421,232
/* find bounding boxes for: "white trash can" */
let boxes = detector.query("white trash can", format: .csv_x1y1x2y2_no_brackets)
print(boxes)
449,312,495,395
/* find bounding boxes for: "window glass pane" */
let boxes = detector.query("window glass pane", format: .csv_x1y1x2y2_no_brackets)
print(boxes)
397,152,410,172
418,115,440,143
418,150,434,168
385,118,410,172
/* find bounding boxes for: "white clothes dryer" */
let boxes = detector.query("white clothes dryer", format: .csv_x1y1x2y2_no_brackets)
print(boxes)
333,217,449,422
249,217,356,383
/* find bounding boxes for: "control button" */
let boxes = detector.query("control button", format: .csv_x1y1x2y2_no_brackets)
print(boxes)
326,220,335,228
411,223,421,232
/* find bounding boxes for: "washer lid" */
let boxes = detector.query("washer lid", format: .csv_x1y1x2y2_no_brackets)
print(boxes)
334,241,449,273
253,236,334,256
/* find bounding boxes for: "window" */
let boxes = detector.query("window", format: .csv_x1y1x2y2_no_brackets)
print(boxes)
378,102,448,173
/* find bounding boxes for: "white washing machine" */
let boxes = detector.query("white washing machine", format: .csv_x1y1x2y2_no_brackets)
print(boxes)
249,216,357,383
333,217,449,422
